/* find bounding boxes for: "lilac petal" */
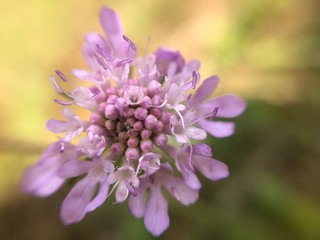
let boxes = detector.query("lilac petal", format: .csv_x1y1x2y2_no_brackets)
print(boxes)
86,180,110,212
46,119,67,133
82,32,109,69
154,48,185,75
164,175,199,205
202,94,247,118
58,160,95,178
144,187,169,237
100,6,134,58
60,176,97,224
198,119,235,138
115,181,129,203
193,156,229,181
175,157,201,190
185,126,207,140
128,180,147,218
188,75,219,107
72,69,92,81
191,143,213,157
32,176,64,197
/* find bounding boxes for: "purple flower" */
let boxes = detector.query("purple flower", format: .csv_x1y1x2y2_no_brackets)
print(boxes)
21,5,246,236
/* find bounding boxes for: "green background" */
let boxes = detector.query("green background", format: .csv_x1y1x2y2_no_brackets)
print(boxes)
0,0,319,239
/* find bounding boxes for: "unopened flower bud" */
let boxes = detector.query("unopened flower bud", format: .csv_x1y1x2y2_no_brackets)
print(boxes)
125,147,140,161
90,113,101,124
133,121,143,131
106,95,118,104
111,142,125,154
145,115,158,129
141,129,152,139
105,104,118,120
105,119,116,130
150,108,162,119
153,133,168,146
134,107,148,120
140,139,153,152
127,137,139,148
147,80,161,96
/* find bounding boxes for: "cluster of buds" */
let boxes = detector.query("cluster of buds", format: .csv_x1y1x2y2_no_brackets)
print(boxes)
22,6,246,236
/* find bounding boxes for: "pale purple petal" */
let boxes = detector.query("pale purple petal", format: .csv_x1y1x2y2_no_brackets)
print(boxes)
164,176,199,205
26,173,64,197
191,143,213,157
115,181,129,203
185,126,207,140
201,94,247,118
188,75,219,107
60,176,97,224
86,180,110,212
100,6,134,58
154,48,185,75
58,160,96,178
198,119,235,138
144,187,169,237
193,156,229,181
128,180,148,218
21,141,77,196
82,32,110,69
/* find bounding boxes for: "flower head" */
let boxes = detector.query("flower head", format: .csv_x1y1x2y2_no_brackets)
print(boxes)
21,6,246,236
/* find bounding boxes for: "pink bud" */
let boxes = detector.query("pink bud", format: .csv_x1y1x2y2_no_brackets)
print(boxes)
141,129,152,139
106,95,118,104
152,95,163,106
140,139,153,152
133,121,143,131
150,108,162,119
153,134,168,146
127,137,139,148
134,107,148,120
145,115,158,129
147,80,161,96
123,108,135,118
90,113,101,124
105,104,118,120
111,142,125,154
125,147,140,161
105,119,116,130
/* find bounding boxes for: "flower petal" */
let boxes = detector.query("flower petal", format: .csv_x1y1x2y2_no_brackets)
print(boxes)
185,126,207,140
189,75,219,107
163,173,199,205
201,94,247,118
128,180,148,218
60,176,97,224
144,187,169,237
193,156,229,181
86,180,110,212
198,119,235,138
100,6,134,58
115,181,129,203
58,160,95,178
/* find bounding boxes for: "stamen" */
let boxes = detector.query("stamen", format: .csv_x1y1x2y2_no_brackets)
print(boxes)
96,44,110,62
125,180,137,196
173,107,186,129
115,58,133,67
89,86,100,97
54,99,74,106
59,142,65,153
94,53,108,70
50,76,63,94
123,35,137,52
211,107,219,120
191,71,200,89
55,70,68,82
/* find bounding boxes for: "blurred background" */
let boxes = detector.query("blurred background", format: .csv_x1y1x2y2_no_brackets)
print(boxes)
0,0,319,239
